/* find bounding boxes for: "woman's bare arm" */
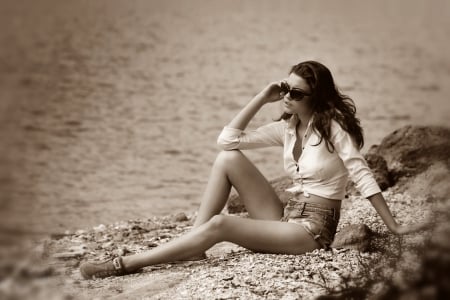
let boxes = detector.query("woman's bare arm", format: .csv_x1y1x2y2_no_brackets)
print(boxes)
368,192,430,234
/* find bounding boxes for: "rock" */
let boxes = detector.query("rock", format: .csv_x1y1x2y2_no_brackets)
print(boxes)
363,153,392,190
101,241,115,249
53,251,86,259
144,241,158,248
171,212,189,222
116,246,132,256
395,161,450,201
53,245,88,259
93,224,106,232
368,125,450,199
371,126,450,176
331,224,373,252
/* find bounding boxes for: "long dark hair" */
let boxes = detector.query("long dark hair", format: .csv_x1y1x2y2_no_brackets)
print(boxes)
278,61,364,152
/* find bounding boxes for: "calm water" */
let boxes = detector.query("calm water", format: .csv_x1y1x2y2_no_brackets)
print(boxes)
0,0,449,236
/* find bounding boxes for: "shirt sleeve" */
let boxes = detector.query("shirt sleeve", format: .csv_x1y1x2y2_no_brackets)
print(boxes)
217,121,286,150
331,123,381,198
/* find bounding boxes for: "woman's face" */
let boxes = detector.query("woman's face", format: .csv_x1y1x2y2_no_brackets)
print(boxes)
282,73,313,115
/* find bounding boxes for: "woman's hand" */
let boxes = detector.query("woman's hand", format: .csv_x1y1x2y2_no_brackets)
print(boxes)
391,221,433,235
368,193,433,235
226,80,287,130
257,81,287,104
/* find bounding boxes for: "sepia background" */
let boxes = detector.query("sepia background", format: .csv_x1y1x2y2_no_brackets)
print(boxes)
0,0,449,246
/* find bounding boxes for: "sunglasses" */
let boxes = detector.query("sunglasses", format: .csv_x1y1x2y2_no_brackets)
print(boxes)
280,81,312,101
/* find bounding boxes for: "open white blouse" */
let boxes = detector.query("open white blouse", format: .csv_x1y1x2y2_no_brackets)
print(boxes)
217,114,381,200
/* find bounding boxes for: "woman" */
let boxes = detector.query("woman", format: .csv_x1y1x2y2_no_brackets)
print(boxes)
80,61,426,279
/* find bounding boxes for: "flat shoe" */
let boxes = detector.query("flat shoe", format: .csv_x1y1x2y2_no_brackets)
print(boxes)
80,257,128,279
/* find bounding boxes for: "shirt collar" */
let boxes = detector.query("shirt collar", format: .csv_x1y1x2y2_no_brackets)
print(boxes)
286,114,315,135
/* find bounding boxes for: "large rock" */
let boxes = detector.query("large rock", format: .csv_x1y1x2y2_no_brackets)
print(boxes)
368,125,450,200
370,125,450,176
363,153,392,191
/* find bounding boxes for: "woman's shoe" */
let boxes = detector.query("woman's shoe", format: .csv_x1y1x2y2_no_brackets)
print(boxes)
80,257,128,279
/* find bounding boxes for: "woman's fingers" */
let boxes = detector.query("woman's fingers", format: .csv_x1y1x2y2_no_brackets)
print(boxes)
260,82,281,103
278,81,287,98
258,79,288,103
395,221,433,235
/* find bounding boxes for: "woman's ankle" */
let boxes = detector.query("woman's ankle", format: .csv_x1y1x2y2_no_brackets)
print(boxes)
121,256,137,272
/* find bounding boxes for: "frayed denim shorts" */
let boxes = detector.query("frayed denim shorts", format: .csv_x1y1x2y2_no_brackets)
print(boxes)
281,199,340,249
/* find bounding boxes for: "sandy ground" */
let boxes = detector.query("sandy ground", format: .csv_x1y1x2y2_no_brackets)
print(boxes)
0,0,449,247
1,191,437,300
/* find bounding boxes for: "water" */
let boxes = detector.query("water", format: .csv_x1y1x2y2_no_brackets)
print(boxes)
0,0,449,236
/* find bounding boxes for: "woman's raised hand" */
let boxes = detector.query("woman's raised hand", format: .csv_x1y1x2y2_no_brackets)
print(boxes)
258,81,287,104
226,80,287,130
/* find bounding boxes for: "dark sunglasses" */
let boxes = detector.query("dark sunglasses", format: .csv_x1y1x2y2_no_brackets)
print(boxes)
280,81,312,101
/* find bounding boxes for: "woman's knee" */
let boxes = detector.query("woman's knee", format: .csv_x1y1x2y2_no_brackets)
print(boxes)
214,150,243,170
205,215,228,236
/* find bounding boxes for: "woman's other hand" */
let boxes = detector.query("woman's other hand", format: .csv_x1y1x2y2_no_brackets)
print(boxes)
392,221,433,235
368,193,433,236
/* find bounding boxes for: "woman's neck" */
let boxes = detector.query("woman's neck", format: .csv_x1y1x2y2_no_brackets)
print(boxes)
296,110,313,126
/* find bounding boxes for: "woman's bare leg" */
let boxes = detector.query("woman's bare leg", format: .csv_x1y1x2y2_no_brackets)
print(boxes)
119,150,316,272
122,215,320,271
126,149,284,269
193,150,283,227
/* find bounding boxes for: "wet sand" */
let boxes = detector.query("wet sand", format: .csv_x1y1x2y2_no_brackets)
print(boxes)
0,0,449,238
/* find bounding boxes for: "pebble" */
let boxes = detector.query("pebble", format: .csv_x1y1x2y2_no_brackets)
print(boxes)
93,224,106,232
172,212,189,222
144,241,158,248
116,246,132,256
101,241,115,249
53,251,86,259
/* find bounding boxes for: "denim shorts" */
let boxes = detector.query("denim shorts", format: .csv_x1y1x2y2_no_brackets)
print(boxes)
281,199,340,249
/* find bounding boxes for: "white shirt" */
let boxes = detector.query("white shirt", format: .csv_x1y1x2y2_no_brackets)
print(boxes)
217,114,381,200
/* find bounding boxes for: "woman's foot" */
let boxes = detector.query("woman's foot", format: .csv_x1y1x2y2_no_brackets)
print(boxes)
80,257,133,279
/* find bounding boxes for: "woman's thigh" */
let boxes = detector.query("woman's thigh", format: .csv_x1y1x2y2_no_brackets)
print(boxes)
218,150,283,220
212,215,321,255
